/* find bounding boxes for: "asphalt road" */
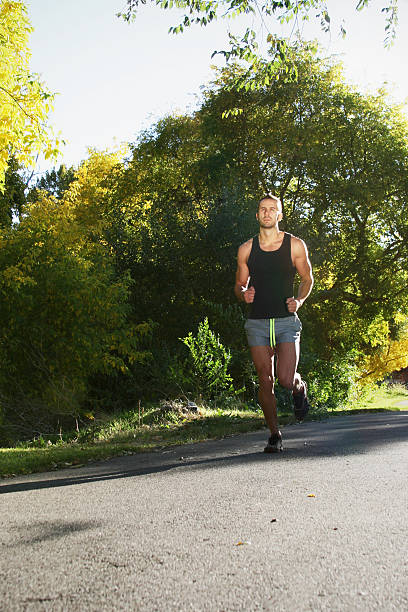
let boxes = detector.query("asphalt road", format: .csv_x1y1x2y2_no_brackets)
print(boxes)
1,412,408,612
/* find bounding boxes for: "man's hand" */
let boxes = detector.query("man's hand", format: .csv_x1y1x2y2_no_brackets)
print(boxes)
242,285,255,303
286,297,301,313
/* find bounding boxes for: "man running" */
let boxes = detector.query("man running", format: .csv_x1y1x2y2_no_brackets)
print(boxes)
235,195,314,453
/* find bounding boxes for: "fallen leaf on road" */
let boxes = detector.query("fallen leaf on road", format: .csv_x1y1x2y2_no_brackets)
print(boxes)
235,541,251,546
307,494,316,497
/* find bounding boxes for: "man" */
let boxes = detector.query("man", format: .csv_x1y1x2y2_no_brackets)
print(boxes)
235,195,314,453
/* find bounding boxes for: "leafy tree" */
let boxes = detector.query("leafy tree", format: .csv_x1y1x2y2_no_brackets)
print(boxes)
101,46,408,405
118,0,399,88
0,153,150,441
358,317,408,386
0,0,60,190
197,55,408,360
28,164,76,202
106,113,256,336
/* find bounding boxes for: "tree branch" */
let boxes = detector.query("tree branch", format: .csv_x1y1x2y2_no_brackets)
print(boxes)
0,85,39,125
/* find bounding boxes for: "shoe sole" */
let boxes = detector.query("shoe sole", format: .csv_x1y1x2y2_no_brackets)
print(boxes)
264,444,283,453
294,400,310,422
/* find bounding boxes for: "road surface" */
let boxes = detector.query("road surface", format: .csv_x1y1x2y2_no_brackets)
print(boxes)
1,412,408,611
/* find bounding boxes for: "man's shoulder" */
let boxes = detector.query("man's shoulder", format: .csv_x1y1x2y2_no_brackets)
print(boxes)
287,233,308,255
238,237,254,253
286,232,306,248
237,237,254,264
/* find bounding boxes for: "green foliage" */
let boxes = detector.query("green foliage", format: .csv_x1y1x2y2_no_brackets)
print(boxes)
28,164,76,202
196,301,255,393
181,318,234,399
0,185,150,442
114,48,408,367
0,157,27,227
3,45,408,444
118,0,399,89
303,352,361,412
205,58,408,362
94,45,408,411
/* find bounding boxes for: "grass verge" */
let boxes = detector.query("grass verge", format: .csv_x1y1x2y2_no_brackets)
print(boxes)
1,384,407,479
0,407,269,478
353,383,408,411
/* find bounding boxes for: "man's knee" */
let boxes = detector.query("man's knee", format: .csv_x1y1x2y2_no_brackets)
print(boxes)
258,371,275,392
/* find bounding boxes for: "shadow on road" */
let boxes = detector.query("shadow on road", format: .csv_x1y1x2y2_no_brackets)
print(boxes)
2,412,408,495
5,520,101,547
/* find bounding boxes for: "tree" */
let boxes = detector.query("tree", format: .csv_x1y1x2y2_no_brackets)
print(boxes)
197,56,408,361
0,156,26,227
28,164,76,202
358,317,408,386
0,150,151,441
118,0,399,89
0,1,60,191
100,46,408,407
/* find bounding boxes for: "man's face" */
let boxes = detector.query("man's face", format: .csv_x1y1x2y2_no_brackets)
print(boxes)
256,198,282,228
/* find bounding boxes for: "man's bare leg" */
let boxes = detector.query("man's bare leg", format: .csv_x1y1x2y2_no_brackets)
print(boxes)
275,341,302,392
276,340,309,419
249,345,279,434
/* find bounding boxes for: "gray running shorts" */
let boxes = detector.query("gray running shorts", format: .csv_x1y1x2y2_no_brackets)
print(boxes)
244,315,302,347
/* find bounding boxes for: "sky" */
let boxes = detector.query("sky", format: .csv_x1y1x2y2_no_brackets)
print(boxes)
25,0,408,175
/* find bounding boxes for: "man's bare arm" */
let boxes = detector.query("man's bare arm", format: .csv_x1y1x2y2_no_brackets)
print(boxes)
287,237,314,312
234,241,255,304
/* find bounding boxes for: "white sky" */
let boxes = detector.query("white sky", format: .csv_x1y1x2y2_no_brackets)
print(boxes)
25,0,408,174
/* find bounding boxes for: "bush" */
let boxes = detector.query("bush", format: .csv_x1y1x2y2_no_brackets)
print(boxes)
300,348,360,412
181,317,234,400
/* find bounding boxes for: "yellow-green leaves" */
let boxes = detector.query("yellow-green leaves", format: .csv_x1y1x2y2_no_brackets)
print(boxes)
0,152,149,429
359,323,408,386
0,1,61,190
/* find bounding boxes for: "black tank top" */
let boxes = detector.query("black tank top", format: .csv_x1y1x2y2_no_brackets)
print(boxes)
247,233,296,318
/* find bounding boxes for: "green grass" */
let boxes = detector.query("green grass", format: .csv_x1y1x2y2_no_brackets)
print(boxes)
354,383,408,411
323,382,408,417
1,384,407,479
0,406,270,478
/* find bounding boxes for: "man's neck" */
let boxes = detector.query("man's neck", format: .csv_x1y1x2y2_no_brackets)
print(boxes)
259,225,282,243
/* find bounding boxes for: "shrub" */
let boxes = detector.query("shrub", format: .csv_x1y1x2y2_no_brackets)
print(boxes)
181,317,234,399
300,348,360,412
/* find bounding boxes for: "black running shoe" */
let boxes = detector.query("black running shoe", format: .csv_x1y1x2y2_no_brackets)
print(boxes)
293,381,310,422
264,431,283,453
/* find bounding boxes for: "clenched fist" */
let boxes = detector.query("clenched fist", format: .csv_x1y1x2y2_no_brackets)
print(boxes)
242,285,255,303
286,297,301,313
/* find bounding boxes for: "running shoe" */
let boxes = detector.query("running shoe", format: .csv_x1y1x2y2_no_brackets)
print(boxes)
293,380,310,421
264,431,283,453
